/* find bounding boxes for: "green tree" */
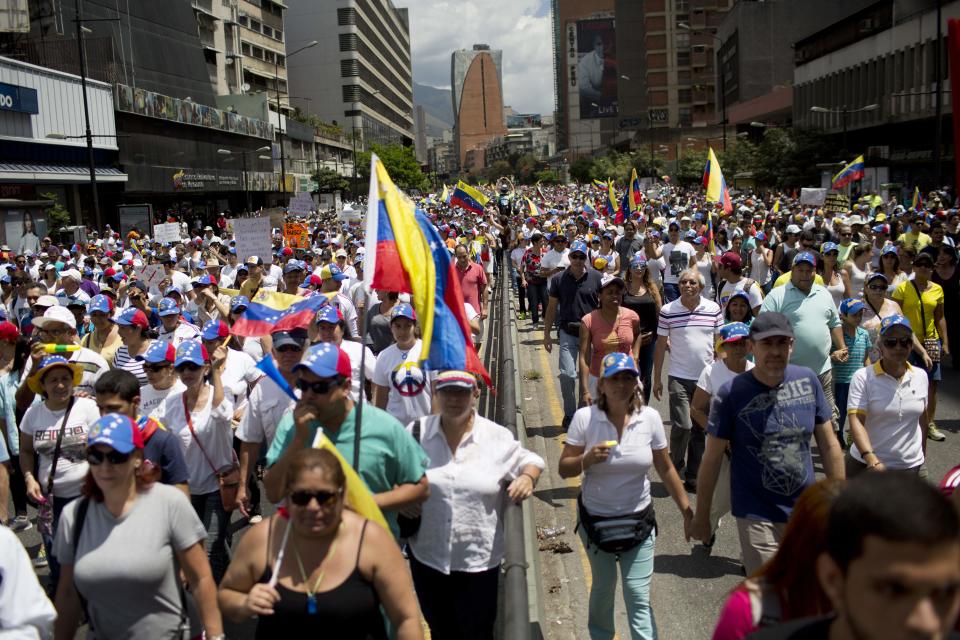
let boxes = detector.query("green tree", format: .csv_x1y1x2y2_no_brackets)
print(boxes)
569,157,593,183
41,192,70,234
717,139,759,178
483,160,512,182
534,169,560,184
311,167,349,193
355,143,428,192
513,153,538,184
674,153,705,186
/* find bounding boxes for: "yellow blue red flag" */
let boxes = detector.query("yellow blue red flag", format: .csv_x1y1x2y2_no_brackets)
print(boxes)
450,181,489,214
702,148,733,213
831,155,865,190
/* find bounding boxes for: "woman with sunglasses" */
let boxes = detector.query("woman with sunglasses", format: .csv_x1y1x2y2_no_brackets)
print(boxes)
80,294,121,367
110,307,155,388
52,413,225,640
845,315,929,477
818,242,846,310
877,245,908,294
622,255,662,404
18,355,101,591
219,448,423,639
156,339,234,583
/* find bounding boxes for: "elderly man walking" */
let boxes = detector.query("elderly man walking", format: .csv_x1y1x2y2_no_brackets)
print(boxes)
653,268,722,491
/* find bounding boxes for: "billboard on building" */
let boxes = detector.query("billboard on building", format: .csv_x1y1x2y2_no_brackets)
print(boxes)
507,113,542,129
576,19,618,119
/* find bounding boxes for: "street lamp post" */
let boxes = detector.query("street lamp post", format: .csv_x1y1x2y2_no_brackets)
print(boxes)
809,104,878,156
273,40,318,207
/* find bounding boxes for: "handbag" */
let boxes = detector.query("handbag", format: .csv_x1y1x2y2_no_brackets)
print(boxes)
183,394,241,512
37,397,76,539
577,494,656,555
397,416,426,538
911,281,941,363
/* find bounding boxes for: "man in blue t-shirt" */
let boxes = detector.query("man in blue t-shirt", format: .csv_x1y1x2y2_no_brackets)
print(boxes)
691,312,844,574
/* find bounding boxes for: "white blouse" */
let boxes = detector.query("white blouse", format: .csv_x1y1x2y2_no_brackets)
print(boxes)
409,412,544,574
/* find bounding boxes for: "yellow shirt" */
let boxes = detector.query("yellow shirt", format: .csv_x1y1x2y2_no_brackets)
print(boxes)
892,280,944,339
901,231,931,250
773,271,825,288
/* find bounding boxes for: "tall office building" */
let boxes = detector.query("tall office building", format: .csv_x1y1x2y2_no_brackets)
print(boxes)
451,44,506,169
285,0,415,148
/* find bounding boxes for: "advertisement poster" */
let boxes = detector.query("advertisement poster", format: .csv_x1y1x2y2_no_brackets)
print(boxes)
3,210,46,254
577,19,618,119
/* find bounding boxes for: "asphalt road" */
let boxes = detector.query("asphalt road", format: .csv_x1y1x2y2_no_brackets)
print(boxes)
515,308,960,640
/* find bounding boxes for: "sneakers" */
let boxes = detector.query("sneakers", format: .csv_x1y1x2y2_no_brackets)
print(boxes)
928,422,947,441
32,547,48,569
248,514,263,525
8,515,32,533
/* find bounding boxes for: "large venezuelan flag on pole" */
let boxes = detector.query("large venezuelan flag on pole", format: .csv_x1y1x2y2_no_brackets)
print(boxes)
831,155,865,190
450,181,489,215
364,154,437,359
231,290,328,337
606,179,620,220
702,148,733,213
912,186,923,210
628,167,642,213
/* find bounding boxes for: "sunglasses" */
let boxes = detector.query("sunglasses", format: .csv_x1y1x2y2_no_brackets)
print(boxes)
882,337,912,348
175,363,204,372
86,448,132,465
144,363,172,373
868,284,887,291
289,489,342,507
296,377,342,394
569,254,587,261
276,344,303,353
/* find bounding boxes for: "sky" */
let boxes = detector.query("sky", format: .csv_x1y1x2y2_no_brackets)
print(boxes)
403,0,554,116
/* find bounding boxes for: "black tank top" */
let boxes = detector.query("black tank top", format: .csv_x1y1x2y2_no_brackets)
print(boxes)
255,520,387,640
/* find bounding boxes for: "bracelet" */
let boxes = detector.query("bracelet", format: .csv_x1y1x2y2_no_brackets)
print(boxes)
521,472,538,485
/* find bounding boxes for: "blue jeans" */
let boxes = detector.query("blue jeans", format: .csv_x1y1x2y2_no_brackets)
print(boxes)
191,490,231,584
663,283,680,303
835,381,850,446
579,527,658,640
558,329,581,419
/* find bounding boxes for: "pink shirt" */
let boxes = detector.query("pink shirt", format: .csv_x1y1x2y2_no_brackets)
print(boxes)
712,588,756,640
581,308,640,376
456,261,488,314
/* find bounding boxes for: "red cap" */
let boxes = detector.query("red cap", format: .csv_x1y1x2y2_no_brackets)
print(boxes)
103,268,117,278
281,247,294,256
127,309,150,329
0,321,20,343
716,251,742,270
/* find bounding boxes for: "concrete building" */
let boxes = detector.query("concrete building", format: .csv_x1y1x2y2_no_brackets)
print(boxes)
793,0,954,194
451,45,507,170
414,104,427,163
285,0,415,149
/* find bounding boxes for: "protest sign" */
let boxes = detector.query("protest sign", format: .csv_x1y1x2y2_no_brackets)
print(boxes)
800,188,827,206
153,222,181,244
231,217,273,263
284,222,310,249
136,264,165,290
288,193,314,216
824,193,851,215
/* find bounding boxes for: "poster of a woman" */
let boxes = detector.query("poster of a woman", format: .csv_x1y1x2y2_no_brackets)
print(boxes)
17,211,40,255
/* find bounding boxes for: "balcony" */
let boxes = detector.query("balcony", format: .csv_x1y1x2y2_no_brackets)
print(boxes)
192,0,217,18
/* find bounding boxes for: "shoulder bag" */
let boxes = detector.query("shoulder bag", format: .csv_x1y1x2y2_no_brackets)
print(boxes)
576,494,656,556
36,397,76,539
183,394,241,511
911,280,941,363
397,416,426,538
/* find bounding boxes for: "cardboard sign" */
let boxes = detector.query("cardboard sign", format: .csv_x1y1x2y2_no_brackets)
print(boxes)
231,217,273,264
153,222,181,244
800,188,827,206
136,264,165,289
284,222,310,249
288,193,314,216
824,193,851,215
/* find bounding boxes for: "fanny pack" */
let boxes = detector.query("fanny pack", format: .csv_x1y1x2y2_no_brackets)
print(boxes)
563,322,582,337
577,495,656,555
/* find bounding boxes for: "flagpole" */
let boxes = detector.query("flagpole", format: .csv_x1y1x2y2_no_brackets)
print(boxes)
354,155,380,472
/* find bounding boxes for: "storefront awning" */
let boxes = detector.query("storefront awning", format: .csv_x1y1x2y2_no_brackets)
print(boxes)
0,163,128,183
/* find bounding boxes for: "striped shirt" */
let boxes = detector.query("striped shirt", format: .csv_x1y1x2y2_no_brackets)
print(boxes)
657,297,723,380
833,326,870,384
113,345,148,387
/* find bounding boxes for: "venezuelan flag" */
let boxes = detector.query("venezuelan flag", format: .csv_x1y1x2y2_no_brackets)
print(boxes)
440,184,450,204
628,167,642,212
703,148,733,213
415,210,492,386
363,154,437,359
583,199,596,215
606,179,619,215
450,180,489,215
706,212,716,254
912,186,923,210
231,290,329,337
525,197,545,218
831,155,865,190
593,179,608,189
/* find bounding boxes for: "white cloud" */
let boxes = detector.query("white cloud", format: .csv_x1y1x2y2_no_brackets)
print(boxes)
403,0,554,115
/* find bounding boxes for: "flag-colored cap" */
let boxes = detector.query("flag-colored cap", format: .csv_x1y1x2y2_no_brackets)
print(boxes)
294,342,352,378
87,413,144,453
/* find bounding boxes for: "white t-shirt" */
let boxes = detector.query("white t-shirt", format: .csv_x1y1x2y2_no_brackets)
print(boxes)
156,322,200,349
696,358,755,395
464,302,482,344
372,339,433,427
645,254,666,287
717,277,764,311
219,348,261,408
661,241,696,285
140,380,186,419
157,389,234,495
566,404,667,516
241,336,265,362
540,248,570,271
19,397,100,498
338,339,377,403
236,376,296,448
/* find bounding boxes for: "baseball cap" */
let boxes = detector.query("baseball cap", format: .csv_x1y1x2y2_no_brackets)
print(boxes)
913,252,935,266
599,274,624,290
880,314,912,335
33,306,77,331
34,294,58,309
785,224,802,234
230,295,249,313
318,264,347,282
749,312,794,340
88,295,113,316
315,305,343,325
194,274,217,287
112,307,149,329
390,302,417,322
271,328,308,350
0,321,19,343
157,298,181,317
283,260,305,274
294,342,352,378
335,249,348,258
629,255,647,269
174,340,208,367
718,252,742,270
201,320,230,341
866,272,889,285
136,341,176,364
839,298,865,315
569,241,588,257
435,369,477,390
601,352,639,378
821,242,839,254
793,251,817,267
87,413,144,453
245,256,263,266
719,322,750,343
881,244,899,257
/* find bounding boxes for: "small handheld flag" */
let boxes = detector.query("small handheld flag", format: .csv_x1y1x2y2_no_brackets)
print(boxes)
450,181,489,215
628,168,642,213
912,186,923,210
